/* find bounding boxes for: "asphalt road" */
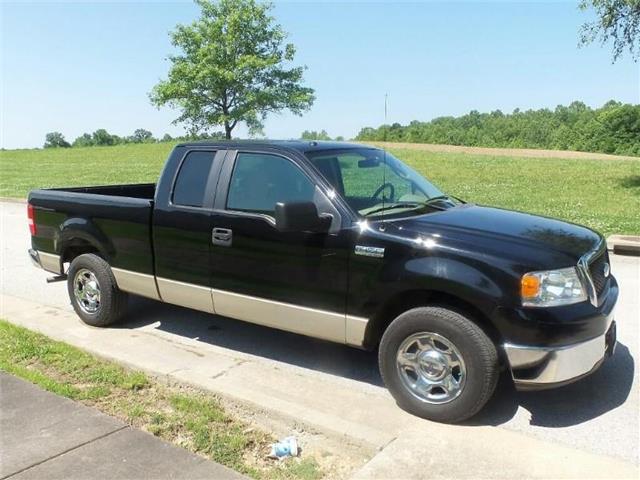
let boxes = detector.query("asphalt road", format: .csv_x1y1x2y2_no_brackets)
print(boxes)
1,199,638,465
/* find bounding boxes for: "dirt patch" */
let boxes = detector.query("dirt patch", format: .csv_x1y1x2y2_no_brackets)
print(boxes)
364,141,639,161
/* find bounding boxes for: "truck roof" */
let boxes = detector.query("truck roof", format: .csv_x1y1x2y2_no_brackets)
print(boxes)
175,139,372,153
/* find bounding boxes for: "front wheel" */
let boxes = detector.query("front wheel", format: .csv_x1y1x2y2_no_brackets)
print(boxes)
67,253,128,327
379,306,498,423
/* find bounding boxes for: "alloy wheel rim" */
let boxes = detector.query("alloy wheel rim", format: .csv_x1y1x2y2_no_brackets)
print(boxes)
73,268,101,314
396,332,466,404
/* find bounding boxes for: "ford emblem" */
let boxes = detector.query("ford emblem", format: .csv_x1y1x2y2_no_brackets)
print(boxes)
603,262,610,278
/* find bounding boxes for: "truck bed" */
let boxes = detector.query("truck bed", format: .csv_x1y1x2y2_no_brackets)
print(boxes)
28,183,156,276
42,183,156,199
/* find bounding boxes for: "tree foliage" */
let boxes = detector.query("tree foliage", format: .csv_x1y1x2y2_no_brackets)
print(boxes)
131,128,154,143
43,132,70,148
150,0,315,139
356,100,640,156
300,129,332,140
52,128,225,149
580,0,640,61
92,129,117,146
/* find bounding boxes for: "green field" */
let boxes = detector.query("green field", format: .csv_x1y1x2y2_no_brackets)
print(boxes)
1,142,638,236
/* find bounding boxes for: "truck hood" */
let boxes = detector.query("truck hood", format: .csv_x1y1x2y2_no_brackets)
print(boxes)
383,204,601,263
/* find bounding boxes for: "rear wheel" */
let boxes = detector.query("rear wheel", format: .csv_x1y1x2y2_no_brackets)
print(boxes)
379,306,498,423
67,254,127,327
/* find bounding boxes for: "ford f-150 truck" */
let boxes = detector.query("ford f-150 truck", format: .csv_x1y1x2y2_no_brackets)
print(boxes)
28,140,618,422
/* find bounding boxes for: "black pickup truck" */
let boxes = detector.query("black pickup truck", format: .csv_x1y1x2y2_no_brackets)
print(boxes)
28,140,618,422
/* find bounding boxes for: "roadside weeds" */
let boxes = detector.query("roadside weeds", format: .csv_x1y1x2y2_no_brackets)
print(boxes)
0,319,323,480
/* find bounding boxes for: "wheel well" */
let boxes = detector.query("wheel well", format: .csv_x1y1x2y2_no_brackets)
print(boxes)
60,239,101,270
363,289,504,351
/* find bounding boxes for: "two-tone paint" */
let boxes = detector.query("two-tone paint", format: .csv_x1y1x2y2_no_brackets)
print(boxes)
28,140,617,389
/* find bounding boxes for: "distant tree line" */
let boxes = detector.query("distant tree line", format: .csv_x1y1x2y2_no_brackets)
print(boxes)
356,100,640,156
300,130,344,141
43,129,227,149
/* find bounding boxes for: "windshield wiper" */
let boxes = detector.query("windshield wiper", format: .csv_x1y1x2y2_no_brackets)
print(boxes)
364,202,423,217
364,196,461,217
424,195,453,204
421,195,463,210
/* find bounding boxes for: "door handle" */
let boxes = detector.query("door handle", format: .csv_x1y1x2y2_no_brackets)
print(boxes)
212,227,232,247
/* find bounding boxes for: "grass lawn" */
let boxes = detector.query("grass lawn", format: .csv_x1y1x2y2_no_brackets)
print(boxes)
0,320,321,480
1,142,638,236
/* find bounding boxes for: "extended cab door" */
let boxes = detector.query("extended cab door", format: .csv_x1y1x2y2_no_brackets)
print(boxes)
153,147,226,313
208,148,352,343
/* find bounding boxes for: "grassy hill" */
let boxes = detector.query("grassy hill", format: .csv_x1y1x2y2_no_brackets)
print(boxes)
1,141,638,236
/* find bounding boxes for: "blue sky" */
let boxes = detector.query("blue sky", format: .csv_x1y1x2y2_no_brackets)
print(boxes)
1,0,639,149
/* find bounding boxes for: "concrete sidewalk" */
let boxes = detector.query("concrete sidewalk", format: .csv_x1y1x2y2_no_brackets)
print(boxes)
0,372,245,480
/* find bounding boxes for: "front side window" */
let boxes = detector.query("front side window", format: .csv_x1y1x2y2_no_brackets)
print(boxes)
226,152,315,215
172,151,215,207
307,148,447,217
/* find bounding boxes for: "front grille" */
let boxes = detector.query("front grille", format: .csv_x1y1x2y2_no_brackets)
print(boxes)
588,249,608,297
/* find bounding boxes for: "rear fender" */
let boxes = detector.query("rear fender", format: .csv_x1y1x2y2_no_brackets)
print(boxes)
57,217,113,262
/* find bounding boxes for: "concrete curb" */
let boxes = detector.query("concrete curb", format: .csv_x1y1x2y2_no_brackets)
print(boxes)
0,196,26,204
607,235,640,256
352,424,639,479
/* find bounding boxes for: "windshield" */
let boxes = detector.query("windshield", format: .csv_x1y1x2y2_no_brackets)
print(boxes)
306,148,447,217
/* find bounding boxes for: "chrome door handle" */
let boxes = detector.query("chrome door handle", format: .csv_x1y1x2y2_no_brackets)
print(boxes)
212,227,232,247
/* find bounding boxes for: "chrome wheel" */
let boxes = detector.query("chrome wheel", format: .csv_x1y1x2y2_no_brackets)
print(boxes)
73,268,101,314
396,332,466,404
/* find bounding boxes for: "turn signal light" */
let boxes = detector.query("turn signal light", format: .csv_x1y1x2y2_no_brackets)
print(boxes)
27,204,36,236
521,274,540,298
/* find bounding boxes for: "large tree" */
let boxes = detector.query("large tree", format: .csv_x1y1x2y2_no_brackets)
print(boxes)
131,128,154,143
150,0,315,139
43,132,70,148
580,0,640,62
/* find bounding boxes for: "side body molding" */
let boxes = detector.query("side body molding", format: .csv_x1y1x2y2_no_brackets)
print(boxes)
109,267,368,346
213,288,368,346
112,269,161,301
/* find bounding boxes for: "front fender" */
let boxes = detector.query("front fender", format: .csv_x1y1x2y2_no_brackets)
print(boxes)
402,255,505,312
350,250,512,349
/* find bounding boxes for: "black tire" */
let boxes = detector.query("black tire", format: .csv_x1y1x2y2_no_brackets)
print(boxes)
67,253,128,327
379,306,498,423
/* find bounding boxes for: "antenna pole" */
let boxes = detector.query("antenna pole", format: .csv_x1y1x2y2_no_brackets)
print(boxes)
384,93,388,122
381,93,388,228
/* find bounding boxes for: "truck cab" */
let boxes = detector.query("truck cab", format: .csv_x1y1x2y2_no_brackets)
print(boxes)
28,140,618,422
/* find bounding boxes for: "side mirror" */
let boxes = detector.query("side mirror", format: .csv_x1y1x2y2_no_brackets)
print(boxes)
274,202,332,233
358,159,381,168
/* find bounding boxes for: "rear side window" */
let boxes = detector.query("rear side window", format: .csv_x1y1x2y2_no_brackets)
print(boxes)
172,151,215,207
226,152,315,214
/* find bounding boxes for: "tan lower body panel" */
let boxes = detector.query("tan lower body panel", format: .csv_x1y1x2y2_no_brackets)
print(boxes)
156,277,215,314
112,268,161,301
39,252,62,274
345,315,369,347
81,264,369,346
213,289,357,344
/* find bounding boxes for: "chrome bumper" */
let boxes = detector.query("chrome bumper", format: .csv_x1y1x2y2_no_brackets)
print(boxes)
28,249,62,274
504,321,617,390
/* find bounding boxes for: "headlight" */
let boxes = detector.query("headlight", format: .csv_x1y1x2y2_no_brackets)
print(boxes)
521,267,587,307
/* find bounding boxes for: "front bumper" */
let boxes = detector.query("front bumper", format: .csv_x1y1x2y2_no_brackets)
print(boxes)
504,320,617,390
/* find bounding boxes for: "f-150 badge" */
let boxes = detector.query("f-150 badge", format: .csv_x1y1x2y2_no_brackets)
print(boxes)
355,245,385,258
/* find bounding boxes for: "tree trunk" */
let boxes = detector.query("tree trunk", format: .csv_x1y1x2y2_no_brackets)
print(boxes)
224,121,232,139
